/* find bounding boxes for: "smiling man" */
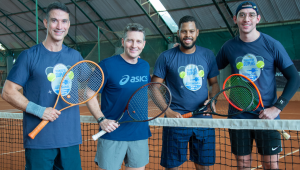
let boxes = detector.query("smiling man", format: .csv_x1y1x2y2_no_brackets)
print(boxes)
1,2,83,170
216,1,300,169
86,23,151,170
152,15,220,170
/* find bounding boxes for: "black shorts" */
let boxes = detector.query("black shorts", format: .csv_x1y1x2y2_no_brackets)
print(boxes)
229,129,282,156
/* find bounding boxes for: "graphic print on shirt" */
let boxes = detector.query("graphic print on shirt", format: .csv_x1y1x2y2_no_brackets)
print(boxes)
178,64,204,91
45,63,72,96
235,54,264,82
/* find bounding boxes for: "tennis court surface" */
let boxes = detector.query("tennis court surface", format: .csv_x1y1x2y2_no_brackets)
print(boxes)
1,101,300,170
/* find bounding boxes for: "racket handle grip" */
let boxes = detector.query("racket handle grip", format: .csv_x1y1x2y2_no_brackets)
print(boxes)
277,130,290,140
92,130,107,141
182,112,193,118
28,120,49,139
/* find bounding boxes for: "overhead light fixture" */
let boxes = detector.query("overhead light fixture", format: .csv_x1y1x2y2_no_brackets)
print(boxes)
149,0,178,33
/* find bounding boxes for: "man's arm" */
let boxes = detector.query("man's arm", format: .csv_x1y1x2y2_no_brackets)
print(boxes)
151,75,183,118
203,76,220,115
259,65,300,119
208,76,220,99
86,95,119,133
1,80,60,121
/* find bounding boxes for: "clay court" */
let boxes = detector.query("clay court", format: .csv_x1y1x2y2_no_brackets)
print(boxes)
1,93,300,170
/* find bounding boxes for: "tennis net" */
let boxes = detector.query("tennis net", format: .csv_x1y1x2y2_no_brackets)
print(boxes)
1,112,300,170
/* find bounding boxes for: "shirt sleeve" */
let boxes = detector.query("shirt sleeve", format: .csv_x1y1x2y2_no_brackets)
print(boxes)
7,50,30,87
207,51,220,79
216,45,229,70
153,53,167,79
273,41,293,72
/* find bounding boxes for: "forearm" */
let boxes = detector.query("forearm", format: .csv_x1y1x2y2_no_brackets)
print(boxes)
209,83,220,99
86,96,105,120
86,95,119,132
274,65,300,110
1,80,29,111
281,65,299,100
208,76,220,99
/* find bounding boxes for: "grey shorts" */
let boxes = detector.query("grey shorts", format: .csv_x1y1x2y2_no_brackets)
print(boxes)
94,138,149,170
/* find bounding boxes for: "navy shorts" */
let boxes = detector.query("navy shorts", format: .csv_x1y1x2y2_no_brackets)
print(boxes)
25,145,82,170
160,126,215,168
229,129,282,156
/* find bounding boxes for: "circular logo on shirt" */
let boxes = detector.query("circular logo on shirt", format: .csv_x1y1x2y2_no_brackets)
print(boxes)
236,54,264,82
178,64,203,91
51,64,72,96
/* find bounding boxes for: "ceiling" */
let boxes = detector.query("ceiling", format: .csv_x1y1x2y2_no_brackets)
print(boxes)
0,0,299,51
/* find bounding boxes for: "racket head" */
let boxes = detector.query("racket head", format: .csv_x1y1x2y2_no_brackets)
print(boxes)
28,60,104,139
223,74,262,111
126,82,171,122
188,85,254,117
59,60,104,106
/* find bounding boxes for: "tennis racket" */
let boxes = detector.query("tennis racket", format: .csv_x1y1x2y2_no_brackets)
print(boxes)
223,74,290,140
28,60,104,139
182,85,255,117
92,82,171,141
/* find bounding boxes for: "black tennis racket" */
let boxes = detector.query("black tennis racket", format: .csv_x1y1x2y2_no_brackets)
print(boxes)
92,82,171,140
182,85,255,118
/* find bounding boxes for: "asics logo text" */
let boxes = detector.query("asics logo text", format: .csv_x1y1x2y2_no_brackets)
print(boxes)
119,75,148,85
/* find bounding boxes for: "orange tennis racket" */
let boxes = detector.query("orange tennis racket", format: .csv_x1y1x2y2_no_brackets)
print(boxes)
223,74,290,140
28,60,104,139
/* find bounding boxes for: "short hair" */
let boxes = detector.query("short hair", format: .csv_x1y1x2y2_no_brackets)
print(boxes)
178,16,198,29
123,23,146,41
45,2,70,21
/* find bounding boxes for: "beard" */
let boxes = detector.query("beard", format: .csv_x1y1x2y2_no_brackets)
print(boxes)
179,38,196,49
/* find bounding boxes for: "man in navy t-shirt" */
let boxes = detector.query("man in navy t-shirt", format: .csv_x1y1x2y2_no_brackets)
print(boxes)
86,23,151,170
216,1,300,169
2,2,83,170
152,16,220,170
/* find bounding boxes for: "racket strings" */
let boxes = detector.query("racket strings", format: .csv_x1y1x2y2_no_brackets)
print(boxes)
61,62,104,104
128,84,171,121
223,87,253,111
205,86,253,116
224,75,260,111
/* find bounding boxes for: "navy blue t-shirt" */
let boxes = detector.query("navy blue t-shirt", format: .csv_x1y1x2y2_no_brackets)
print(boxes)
7,43,83,149
153,46,219,117
99,55,151,141
216,33,293,119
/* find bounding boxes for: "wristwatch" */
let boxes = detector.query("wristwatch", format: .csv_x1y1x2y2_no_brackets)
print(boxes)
96,116,106,124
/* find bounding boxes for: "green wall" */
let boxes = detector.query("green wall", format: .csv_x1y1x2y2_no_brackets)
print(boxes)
14,23,300,67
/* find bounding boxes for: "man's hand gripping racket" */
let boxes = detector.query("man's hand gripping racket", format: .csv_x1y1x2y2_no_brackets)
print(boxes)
222,74,290,140
183,74,290,140
92,82,171,141
28,60,104,139
182,85,256,118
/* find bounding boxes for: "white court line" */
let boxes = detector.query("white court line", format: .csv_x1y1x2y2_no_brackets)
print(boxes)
0,150,25,156
83,139,93,142
0,139,94,156
0,123,22,128
251,149,299,170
